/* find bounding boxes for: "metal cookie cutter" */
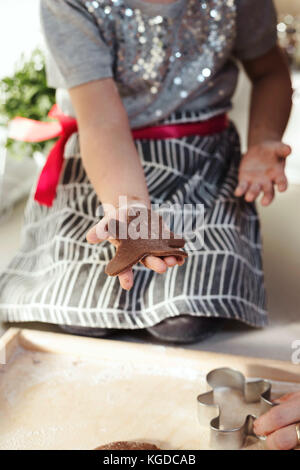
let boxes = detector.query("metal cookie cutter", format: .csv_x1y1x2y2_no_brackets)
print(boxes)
197,367,274,450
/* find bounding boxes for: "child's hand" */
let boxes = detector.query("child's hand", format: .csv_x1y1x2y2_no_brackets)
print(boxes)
234,141,291,206
86,205,185,290
254,391,300,450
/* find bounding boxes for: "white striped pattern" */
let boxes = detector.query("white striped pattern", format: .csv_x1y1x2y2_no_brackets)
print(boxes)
0,117,267,328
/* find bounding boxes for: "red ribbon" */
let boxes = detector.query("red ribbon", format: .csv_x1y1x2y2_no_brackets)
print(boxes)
9,105,78,207
8,105,228,207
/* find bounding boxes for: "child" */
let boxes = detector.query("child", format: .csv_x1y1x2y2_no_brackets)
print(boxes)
0,0,292,343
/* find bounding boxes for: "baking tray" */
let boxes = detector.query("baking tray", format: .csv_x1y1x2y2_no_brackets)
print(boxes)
0,328,300,450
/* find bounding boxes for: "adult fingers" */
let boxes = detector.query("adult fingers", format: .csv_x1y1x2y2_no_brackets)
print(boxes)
234,180,249,197
244,183,261,202
261,181,275,206
265,424,300,450
118,269,134,290
274,392,300,404
142,255,167,273
254,400,300,436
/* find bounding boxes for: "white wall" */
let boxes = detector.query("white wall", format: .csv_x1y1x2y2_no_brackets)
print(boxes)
0,0,41,79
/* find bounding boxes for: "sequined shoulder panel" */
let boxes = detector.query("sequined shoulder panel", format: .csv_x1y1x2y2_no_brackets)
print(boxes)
83,0,237,126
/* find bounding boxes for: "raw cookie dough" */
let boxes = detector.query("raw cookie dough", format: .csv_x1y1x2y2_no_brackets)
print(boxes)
95,441,160,450
105,209,187,276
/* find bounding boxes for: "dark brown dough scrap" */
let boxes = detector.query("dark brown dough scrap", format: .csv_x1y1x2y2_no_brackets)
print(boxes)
105,209,188,276
95,441,160,450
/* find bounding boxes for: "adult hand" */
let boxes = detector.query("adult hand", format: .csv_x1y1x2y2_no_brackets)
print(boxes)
254,391,300,450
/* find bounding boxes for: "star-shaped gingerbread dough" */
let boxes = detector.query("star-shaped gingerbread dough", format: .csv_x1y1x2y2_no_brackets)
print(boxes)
105,209,188,276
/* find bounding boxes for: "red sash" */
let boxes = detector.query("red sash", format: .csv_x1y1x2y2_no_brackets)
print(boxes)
8,105,228,207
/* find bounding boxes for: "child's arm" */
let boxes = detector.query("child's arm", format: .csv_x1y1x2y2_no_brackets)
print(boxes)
235,45,293,205
69,78,150,210
69,78,183,290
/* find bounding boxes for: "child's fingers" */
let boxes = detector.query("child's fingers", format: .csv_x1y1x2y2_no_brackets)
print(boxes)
118,269,134,290
275,174,288,192
276,143,292,159
86,225,103,244
164,256,178,267
142,255,167,273
86,217,109,243
163,256,186,267
244,183,261,202
176,256,186,266
234,180,249,197
261,181,275,206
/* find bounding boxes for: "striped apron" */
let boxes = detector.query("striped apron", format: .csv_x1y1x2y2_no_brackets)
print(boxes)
0,111,267,328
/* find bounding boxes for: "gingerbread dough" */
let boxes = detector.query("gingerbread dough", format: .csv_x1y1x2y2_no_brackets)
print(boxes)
105,209,187,276
95,441,160,450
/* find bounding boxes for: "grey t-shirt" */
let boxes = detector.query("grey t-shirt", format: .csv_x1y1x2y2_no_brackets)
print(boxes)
41,0,277,128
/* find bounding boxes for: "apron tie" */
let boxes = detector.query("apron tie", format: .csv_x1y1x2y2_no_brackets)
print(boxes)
8,105,229,207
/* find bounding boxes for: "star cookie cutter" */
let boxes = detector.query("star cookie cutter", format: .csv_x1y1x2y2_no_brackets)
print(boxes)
197,367,274,450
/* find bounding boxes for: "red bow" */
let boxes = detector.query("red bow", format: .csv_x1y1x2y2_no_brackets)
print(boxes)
8,105,78,207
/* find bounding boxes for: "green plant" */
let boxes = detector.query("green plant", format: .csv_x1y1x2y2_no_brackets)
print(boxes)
0,48,56,159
